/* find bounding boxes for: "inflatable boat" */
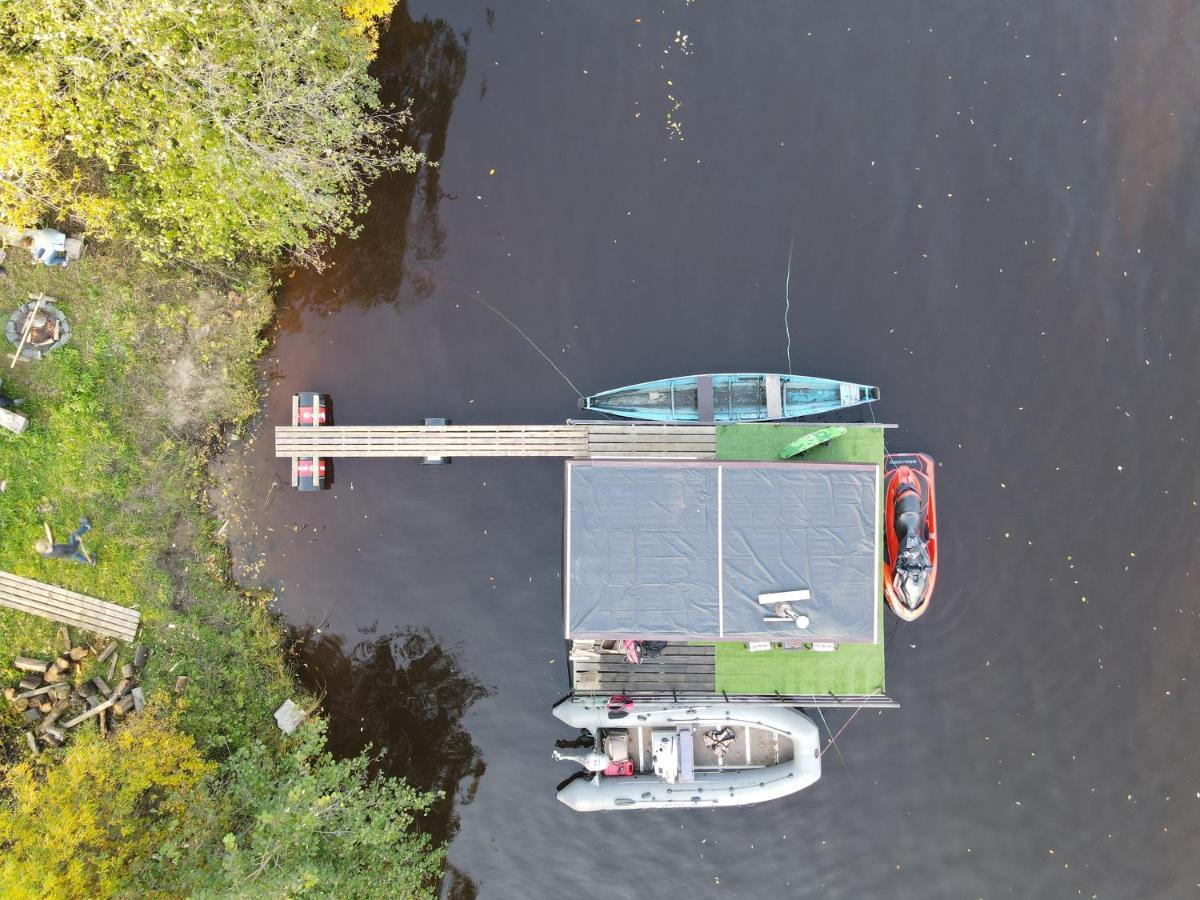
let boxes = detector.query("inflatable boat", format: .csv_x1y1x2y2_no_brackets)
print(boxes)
551,699,821,811
882,452,938,620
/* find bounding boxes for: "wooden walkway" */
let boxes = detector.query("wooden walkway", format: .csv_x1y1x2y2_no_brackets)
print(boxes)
571,644,716,693
0,571,140,641
275,422,717,460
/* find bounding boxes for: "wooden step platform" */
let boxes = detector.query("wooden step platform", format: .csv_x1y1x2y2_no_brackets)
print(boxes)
0,571,140,641
572,643,716,693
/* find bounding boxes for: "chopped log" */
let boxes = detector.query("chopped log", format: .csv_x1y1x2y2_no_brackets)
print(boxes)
50,683,71,700
43,724,65,743
132,645,147,669
41,732,61,748
43,668,67,684
61,695,116,729
113,695,135,717
41,699,70,729
114,678,133,698
2,687,14,702
18,676,41,692
13,657,51,674
58,626,71,653
68,646,90,662
52,655,71,672
24,731,38,756
92,676,112,698
16,684,56,700
130,686,146,713
22,708,42,724
94,642,118,664
120,663,135,679
37,701,52,714
174,675,189,695
77,680,96,698
106,655,118,681
13,697,29,712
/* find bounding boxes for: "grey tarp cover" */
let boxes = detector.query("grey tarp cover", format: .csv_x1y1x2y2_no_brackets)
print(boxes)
565,461,878,643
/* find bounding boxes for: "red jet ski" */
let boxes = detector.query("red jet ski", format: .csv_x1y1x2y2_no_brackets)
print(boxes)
882,453,937,620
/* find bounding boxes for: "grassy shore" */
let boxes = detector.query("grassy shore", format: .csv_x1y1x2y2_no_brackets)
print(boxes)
0,245,296,759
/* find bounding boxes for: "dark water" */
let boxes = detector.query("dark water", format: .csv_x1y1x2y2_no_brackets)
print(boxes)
220,2,1200,896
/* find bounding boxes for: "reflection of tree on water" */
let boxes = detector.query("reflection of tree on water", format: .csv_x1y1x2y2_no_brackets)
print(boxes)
292,624,489,851
275,2,467,323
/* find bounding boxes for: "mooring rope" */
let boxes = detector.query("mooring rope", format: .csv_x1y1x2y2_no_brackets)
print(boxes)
783,237,795,375
466,290,585,399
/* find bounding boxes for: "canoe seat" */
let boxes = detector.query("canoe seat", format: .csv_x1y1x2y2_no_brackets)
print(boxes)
764,374,783,419
696,375,714,422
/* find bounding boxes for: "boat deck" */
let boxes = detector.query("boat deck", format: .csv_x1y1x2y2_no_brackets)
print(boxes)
620,723,793,774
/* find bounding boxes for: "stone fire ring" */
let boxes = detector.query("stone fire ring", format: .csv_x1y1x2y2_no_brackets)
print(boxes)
6,298,71,362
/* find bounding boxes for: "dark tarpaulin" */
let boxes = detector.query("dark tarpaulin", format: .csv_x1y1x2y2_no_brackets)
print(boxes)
565,461,878,643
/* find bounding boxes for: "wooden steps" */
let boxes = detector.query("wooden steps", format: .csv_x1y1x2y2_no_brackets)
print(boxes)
0,571,140,641
275,423,717,460
572,644,715,693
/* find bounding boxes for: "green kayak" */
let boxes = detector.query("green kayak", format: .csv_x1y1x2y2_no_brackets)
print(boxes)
778,426,848,460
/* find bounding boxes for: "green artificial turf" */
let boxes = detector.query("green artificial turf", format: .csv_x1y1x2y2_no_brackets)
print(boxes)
711,423,887,697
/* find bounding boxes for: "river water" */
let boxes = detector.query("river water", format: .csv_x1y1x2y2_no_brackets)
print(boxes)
219,2,1200,896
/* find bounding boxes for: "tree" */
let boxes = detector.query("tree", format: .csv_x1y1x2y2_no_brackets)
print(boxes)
0,0,423,265
0,708,214,899
151,718,446,899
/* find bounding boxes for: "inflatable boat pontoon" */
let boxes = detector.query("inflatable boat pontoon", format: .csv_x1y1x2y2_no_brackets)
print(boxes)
552,699,821,811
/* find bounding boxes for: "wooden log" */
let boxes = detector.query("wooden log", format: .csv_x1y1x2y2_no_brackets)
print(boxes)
132,645,147,669
15,683,55,700
130,686,145,713
43,668,67,684
18,675,41,692
61,695,116,729
77,680,96,698
106,655,118,681
91,676,112,698
13,657,51,674
37,701,52,714
94,641,118,664
120,663,135,679
43,724,65,743
113,695,135,717
68,646,90,662
114,678,133,698
50,683,71,700
13,697,29,712
58,625,71,653
22,707,42,724
24,731,38,756
40,731,61,748
98,708,107,738
174,675,189,694
2,687,14,702
40,700,70,731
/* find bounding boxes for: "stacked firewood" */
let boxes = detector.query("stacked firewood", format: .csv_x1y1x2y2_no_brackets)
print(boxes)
1,627,148,754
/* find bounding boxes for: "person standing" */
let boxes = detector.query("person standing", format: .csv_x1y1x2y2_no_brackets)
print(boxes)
21,228,68,268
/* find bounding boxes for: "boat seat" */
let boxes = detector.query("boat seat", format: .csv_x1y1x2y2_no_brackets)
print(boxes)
696,375,714,422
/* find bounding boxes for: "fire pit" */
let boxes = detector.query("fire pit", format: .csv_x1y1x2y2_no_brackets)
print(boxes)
6,296,71,362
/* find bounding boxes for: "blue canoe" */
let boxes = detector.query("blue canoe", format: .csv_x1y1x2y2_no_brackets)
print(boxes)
580,373,879,423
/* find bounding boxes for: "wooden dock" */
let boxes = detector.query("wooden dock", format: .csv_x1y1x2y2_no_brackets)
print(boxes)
0,571,140,641
571,643,716,693
275,422,717,460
